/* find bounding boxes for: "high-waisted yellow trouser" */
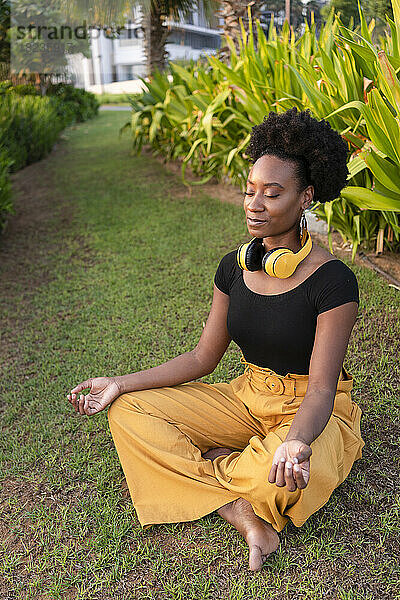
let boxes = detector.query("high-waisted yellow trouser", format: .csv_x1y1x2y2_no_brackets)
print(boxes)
107,356,365,533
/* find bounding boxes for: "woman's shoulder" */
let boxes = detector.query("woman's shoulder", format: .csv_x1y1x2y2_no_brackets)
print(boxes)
309,251,358,281
306,243,356,277
218,248,237,262
214,249,240,295
304,247,359,312
215,248,240,272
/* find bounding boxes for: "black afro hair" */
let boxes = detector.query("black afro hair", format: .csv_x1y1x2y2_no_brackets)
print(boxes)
245,107,350,204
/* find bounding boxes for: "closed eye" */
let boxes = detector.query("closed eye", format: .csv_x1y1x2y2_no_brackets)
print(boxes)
244,192,279,198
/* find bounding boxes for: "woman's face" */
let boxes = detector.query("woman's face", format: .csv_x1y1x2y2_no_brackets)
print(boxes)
243,154,313,239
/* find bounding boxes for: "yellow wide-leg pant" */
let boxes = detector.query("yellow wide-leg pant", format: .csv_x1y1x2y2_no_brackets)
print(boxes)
107,357,365,533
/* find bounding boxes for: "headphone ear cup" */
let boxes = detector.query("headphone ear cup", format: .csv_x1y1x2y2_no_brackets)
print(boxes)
246,240,265,271
262,247,292,277
237,238,264,271
261,249,276,276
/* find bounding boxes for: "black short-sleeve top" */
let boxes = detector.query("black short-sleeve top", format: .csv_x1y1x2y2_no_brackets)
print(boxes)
214,250,359,376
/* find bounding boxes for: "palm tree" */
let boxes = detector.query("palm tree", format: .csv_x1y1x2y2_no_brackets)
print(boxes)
216,1,262,59
139,0,221,76
285,0,290,25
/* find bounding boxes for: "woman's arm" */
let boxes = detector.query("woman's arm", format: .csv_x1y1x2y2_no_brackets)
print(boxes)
285,301,359,446
114,285,232,394
268,300,359,490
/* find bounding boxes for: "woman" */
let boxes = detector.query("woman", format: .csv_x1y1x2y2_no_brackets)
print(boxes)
67,107,365,572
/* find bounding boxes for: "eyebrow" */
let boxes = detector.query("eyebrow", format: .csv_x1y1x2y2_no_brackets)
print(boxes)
247,179,284,188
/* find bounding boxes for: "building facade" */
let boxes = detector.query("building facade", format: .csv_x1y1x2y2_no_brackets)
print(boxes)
69,2,223,90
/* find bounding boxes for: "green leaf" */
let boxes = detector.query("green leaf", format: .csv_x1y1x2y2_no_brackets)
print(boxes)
169,62,198,90
226,147,238,167
361,149,400,195
341,187,400,211
347,154,368,178
183,138,205,163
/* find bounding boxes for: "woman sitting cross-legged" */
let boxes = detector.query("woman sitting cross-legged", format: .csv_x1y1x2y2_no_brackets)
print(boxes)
67,107,365,573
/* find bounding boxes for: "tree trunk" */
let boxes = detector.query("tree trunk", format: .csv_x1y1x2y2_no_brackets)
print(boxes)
216,0,262,62
285,0,290,27
142,3,170,77
39,73,51,96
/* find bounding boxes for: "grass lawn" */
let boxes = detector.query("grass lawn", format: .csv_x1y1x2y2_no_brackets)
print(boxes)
95,92,139,106
0,111,399,600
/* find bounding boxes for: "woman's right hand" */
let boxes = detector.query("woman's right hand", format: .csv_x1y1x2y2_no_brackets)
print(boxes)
66,376,122,416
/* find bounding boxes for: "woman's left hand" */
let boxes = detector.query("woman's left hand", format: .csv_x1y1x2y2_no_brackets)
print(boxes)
268,439,312,491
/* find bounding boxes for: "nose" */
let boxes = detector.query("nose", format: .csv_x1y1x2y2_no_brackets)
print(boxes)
246,191,265,213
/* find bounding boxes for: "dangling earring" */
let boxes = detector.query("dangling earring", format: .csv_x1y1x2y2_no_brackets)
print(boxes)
300,211,308,246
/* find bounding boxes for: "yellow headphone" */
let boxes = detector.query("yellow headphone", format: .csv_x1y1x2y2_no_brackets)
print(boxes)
236,222,312,279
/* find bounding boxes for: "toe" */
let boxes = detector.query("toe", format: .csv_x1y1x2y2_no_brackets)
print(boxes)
248,545,263,572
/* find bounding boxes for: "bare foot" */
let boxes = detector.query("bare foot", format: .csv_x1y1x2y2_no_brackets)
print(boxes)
202,448,280,570
217,497,280,572
202,447,235,460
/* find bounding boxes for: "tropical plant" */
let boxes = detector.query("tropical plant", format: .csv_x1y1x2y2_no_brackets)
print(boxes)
46,82,99,123
0,92,64,170
321,0,362,28
361,0,394,40
311,0,400,257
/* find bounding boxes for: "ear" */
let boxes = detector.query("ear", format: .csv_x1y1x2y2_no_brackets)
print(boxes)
301,185,314,211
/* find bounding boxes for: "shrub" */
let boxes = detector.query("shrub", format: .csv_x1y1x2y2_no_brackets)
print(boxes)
0,148,14,234
0,92,64,171
9,83,40,96
46,83,99,124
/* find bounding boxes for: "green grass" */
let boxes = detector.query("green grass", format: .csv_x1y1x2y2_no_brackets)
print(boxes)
0,111,399,600
95,92,140,106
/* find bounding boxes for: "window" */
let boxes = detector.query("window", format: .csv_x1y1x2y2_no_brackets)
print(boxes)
166,31,184,45
121,64,145,79
166,29,221,50
184,31,221,49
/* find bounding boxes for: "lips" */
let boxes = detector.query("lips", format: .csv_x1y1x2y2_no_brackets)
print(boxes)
247,217,266,225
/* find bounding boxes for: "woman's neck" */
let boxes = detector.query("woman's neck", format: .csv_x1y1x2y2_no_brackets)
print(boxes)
262,230,302,254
